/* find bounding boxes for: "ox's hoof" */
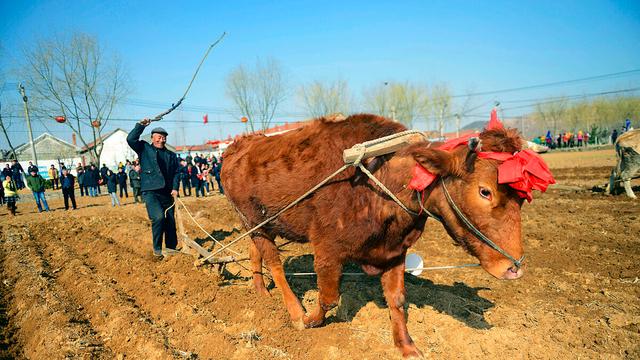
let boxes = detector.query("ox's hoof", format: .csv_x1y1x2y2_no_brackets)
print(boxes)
253,285,271,297
303,315,324,329
291,318,306,331
402,346,424,359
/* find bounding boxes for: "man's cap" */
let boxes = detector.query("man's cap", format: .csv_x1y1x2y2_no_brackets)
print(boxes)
151,127,168,136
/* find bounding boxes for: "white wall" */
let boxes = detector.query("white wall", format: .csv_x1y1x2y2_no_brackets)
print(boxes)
94,130,137,170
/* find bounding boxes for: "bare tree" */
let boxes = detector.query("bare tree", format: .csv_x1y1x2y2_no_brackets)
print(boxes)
0,99,17,160
430,83,452,137
0,46,18,160
299,79,351,118
363,81,428,128
533,97,568,135
20,33,128,164
225,58,287,132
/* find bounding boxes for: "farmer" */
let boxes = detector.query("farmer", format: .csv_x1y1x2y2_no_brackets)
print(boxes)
127,118,181,260
2,175,18,215
26,168,50,212
60,168,77,210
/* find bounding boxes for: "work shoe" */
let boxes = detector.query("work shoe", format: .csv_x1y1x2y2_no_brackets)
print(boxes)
162,248,181,257
152,251,164,262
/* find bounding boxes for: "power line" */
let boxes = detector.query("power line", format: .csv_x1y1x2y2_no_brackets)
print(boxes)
450,69,640,98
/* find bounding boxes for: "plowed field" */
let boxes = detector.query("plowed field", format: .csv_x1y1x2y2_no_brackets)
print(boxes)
0,148,638,359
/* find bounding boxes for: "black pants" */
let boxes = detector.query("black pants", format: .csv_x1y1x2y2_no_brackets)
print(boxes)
132,187,143,203
52,178,59,189
119,184,128,198
215,178,223,194
181,178,191,196
62,187,77,209
5,196,16,214
79,184,85,196
142,190,177,254
194,180,204,197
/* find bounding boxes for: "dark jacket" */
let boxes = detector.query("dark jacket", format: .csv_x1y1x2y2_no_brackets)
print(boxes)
11,163,23,175
2,167,11,178
77,168,85,185
26,174,46,192
106,173,117,193
126,123,180,193
27,164,38,174
84,168,99,187
116,172,128,186
61,174,75,189
190,166,202,183
100,166,109,180
129,169,141,188
213,162,222,180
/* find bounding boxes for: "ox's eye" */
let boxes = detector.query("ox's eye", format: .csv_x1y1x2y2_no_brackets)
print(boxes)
479,187,492,201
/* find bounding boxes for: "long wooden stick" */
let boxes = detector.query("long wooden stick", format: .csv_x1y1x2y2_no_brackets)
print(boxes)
151,32,227,122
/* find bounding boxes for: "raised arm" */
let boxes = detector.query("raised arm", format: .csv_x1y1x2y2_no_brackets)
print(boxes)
127,119,151,153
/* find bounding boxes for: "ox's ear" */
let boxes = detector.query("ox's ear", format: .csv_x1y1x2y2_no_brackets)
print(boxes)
412,148,459,177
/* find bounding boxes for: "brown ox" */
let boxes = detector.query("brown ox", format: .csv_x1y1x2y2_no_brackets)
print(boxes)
221,114,526,357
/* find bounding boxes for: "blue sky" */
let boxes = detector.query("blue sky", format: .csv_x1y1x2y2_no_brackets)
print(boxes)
1,0,639,147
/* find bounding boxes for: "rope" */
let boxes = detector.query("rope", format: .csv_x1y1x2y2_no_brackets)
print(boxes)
198,131,433,265
197,163,351,264
441,179,525,269
285,263,480,276
357,163,417,216
174,197,243,257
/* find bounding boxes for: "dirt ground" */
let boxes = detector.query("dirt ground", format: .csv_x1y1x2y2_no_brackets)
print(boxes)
0,148,638,359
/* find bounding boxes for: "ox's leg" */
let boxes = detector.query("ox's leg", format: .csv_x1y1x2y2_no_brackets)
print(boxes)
381,262,422,359
304,257,343,328
622,178,637,199
253,236,306,329
249,241,270,296
606,168,616,195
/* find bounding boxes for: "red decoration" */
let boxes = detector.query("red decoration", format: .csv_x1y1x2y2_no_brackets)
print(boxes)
203,114,208,124
408,163,437,191
479,150,555,202
408,108,555,202
92,120,101,128
55,116,66,123
486,107,504,130
241,116,248,123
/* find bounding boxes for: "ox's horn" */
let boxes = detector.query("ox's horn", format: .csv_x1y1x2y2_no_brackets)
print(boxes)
468,137,481,152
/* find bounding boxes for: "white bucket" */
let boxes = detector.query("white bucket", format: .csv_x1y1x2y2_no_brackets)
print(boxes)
405,253,424,276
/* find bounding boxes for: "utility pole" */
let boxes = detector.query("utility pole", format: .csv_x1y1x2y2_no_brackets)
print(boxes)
455,113,461,138
19,83,38,166
439,103,447,139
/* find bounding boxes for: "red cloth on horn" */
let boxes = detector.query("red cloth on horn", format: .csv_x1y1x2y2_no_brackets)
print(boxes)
203,114,209,124
479,149,555,202
486,107,504,130
408,108,555,202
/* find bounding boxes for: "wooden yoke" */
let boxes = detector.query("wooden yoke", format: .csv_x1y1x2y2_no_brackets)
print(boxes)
343,133,426,165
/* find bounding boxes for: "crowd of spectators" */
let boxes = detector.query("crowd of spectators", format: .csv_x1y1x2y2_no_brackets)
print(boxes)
0,152,224,215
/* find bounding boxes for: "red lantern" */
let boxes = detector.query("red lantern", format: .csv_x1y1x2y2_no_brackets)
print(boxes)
55,116,66,123
241,116,248,123
92,120,101,128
